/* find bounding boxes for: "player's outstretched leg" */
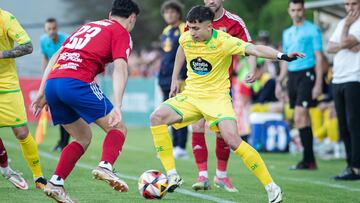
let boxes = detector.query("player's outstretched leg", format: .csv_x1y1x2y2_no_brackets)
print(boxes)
12,126,47,189
92,116,128,192
214,135,238,192
191,119,210,191
0,138,29,190
218,120,282,203
150,104,184,193
44,119,90,203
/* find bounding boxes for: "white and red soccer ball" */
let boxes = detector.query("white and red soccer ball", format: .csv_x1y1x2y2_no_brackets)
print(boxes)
138,170,168,199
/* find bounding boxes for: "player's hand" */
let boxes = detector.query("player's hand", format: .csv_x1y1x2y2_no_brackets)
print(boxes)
245,71,257,83
312,84,322,100
31,93,47,117
108,107,122,128
278,52,305,62
345,11,359,26
350,43,360,52
0,51,3,59
169,79,180,98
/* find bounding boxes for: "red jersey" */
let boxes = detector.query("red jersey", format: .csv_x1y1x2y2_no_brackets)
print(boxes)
213,10,251,43
48,19,132,83
212,10,251,76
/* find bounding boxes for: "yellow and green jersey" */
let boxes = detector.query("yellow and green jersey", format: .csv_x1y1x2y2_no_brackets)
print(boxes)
179,29,250,97
0,9,31,92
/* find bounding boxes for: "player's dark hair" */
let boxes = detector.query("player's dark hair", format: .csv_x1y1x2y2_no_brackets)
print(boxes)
45,18,57,24
288,0,304,6
161,0,184,19
186,5,214,23
111,0,140,18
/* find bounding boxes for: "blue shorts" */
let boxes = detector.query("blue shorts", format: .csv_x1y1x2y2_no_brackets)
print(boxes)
45,78,113,125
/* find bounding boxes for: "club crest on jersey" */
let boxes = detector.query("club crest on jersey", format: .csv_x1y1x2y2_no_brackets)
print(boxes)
190,57,212,75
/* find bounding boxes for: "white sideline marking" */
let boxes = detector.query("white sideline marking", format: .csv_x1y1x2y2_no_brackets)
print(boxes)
278,177,360,192
123,144,152,152
5,142,237,203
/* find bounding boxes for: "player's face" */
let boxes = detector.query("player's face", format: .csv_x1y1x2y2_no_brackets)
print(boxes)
288,2,305,23
204,0,224,13
187,21,212,42
44,22,58,40
163,8,180,25
345,0,360,13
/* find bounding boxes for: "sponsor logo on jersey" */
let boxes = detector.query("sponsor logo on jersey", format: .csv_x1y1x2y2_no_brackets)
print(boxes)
190,57,212,75
58,52,83,63
174,30,180,37
59,62,79,70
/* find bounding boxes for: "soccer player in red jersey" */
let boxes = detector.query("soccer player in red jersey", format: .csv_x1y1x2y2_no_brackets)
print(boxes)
191,0,255,192
31,0,139,202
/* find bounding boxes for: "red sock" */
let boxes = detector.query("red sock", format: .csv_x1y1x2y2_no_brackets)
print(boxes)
54,142,84,179
216,137,230,171
0,138,8,168
192,132,208,171
101,129,125,165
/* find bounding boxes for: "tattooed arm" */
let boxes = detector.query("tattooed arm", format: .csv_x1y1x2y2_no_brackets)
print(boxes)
0,42,33,59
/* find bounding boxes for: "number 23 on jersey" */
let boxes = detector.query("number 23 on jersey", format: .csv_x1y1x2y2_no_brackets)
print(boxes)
64,25,102,50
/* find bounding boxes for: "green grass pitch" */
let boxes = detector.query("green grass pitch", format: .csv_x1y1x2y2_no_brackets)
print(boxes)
0,125,359,203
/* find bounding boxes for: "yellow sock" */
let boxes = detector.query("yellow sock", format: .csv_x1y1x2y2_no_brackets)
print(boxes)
324,110,339,142
234,141,273,186
151,125,176,173
18,133,43,179
309,107,323,136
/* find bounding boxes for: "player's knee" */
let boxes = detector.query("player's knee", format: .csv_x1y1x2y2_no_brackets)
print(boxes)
294,114,308,128
294,108,310,128
221,132,241,150
120,126,128,136
77,135,92,150
150,111,166,126
13,127,29,140
112,125,127,136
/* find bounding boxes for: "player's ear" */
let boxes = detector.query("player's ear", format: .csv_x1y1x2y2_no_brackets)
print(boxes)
129,13,137,23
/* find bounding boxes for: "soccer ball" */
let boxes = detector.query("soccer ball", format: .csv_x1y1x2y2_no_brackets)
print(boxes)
138,170,168,199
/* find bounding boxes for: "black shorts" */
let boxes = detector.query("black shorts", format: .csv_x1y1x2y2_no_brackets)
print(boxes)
287,68,317,109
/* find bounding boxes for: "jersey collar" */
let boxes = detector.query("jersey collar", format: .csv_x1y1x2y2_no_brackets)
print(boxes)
204,29,218,45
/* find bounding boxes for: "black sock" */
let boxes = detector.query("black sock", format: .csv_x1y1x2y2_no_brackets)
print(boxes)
299,127,315,163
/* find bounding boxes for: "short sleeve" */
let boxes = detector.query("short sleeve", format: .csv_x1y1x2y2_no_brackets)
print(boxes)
312,26,323,51
235,26,252,42
178,33,186,47
223,34,250,56
282,31,288,53
329,21,343,43
179,23,186,35
5,12,31,45
39,36,46,56
232,21,252,42
112,30,131,62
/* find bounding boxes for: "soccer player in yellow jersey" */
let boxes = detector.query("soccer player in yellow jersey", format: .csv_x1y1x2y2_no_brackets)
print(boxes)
150,6,304,203
0,8,46,189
